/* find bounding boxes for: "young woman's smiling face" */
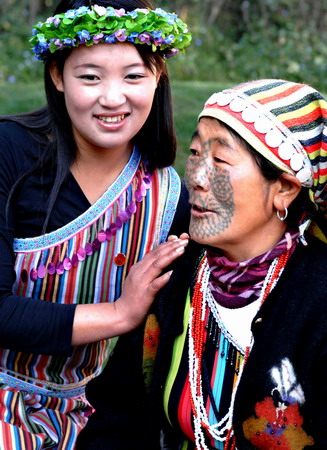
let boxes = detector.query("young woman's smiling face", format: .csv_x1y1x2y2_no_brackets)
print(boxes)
51,42,158,159
185,117,286,261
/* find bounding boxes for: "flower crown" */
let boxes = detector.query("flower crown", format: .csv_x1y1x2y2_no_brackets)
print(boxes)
30,5,192,60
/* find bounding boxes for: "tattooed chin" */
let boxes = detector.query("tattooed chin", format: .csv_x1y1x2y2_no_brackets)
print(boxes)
189,209,233,240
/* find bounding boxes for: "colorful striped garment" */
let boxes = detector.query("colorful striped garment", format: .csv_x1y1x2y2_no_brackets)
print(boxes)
0,147,181,449
163,231,299,450
163,290,251,450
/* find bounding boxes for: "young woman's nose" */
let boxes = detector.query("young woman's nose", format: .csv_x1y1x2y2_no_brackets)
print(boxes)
99,81,125,108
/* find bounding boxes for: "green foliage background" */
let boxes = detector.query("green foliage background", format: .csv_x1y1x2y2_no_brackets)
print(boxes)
1,0,327,175
1,0,327,89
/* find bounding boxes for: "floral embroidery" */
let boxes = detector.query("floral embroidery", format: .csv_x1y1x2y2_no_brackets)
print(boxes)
242,358,314,449
142,314,160,392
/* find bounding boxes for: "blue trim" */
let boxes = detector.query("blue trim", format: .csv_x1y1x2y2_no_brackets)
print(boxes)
13,148,141,252
159,166,181,243
0,372,86,398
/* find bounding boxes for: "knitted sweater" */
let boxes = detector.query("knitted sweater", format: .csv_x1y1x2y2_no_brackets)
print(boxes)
79,235,327,450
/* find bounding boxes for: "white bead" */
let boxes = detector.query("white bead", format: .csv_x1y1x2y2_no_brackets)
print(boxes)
229,97,246,112
216,92,233,106
265,128,283,148
205,93,220,106
278,141,293,160
241,106,258,123
296,167,312,183
254,115,273,134
290,153,304,171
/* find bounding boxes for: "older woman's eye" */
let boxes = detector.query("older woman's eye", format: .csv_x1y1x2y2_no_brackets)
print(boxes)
214,156,225,163
189,148,199,156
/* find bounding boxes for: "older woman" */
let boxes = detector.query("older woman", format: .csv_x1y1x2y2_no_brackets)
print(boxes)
80,79,327,450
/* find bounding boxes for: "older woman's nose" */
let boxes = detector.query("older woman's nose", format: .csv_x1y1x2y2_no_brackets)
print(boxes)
186,158,210,191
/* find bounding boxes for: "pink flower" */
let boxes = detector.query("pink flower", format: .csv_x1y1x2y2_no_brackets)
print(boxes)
93,5,107,16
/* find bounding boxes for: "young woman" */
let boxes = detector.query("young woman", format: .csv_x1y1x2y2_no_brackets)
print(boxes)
81,79,327,449
0,0,191,447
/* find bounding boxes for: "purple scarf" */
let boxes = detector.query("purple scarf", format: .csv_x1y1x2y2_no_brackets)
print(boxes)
206,230,299,309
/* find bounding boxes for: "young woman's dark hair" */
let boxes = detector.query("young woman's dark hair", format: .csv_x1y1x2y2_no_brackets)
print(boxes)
3,0,176,232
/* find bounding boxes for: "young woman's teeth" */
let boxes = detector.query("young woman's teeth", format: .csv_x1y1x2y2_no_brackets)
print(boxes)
99,115,125,123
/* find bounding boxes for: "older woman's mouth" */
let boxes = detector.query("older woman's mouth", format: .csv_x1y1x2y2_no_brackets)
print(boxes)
191,204,213,215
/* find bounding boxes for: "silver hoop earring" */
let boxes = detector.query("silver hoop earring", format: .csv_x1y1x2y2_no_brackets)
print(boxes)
277,207,288,221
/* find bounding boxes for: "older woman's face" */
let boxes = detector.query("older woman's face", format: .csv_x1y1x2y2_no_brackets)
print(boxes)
185,117,283,261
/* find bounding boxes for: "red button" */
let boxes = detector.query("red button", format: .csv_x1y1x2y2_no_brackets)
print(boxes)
114,253,126,266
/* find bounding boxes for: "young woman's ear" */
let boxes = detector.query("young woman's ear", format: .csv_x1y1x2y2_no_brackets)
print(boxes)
273,172,302,212
49,61,64,92
155,69,162,86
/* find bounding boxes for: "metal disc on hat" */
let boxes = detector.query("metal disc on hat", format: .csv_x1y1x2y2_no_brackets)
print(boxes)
278,142,294,161
265,128,283,148
290,153,304,171
254,115,272,134
229,97,247,112
241,106,258,123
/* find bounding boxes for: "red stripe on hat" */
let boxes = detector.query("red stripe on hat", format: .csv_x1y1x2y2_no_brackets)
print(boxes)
282,107,327,128
304,140,327,153
313,168,327,180
304,142,321,154
257,84,303,105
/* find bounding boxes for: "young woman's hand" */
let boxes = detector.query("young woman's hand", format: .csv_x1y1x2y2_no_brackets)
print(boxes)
113,237,188,331
72,238,188,345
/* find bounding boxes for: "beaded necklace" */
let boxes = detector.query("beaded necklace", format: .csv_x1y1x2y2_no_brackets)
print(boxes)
188,249,291,450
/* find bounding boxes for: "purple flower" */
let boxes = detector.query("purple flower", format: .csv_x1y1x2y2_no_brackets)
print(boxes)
92,33,104,44
77,29,91,42
138,32,151,43
53,39,63,48
165,48,179,58
53,17,61,27
114,29,127,42
45,16,52,24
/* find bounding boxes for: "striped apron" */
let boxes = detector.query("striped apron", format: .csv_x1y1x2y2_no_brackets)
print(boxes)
0,148,180,449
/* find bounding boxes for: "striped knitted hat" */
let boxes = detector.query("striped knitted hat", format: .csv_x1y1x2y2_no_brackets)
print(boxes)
198,79,327,212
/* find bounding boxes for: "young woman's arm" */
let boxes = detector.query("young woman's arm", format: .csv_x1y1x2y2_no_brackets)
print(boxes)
72,238,188,345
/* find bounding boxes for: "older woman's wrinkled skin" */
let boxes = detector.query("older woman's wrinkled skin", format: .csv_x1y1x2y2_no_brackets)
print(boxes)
185,117,288,262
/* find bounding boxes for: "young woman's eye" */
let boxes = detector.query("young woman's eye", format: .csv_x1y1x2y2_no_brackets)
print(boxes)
125,73,145,80
79,74,99,81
